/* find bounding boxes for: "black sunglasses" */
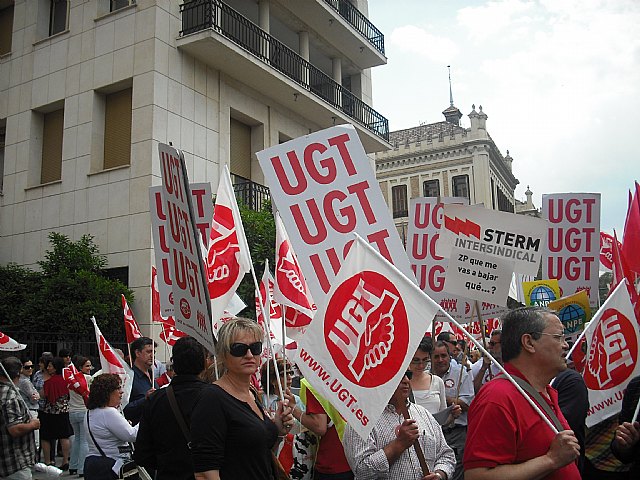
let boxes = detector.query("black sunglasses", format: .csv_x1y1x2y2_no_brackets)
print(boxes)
404,370,413,380
229,342,262,357
23,365,34,369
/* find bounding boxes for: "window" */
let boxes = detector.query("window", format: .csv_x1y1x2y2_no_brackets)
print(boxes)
103,88,132,169
41,108,64,184
0,121,5,194
452,175,469,201
392,185,408,218
497,188,514,213
0,4,13,55
111,0,133,12
423,179,440,198
49,0,68,36
230,117,251,183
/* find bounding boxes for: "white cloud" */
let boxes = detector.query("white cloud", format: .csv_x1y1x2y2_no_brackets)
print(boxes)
457,0,538,40
388,25,460,64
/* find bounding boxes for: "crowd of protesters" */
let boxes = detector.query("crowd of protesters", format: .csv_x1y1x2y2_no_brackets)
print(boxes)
2,307,640,480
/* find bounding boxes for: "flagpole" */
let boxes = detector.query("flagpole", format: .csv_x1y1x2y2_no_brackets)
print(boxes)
475,301,493,380
281,305,287,390
353,233,559,434
566,281,628,360
255,284,285,401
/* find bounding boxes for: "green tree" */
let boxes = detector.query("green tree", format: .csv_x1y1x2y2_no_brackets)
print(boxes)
0,232,133,335
235,200,276,319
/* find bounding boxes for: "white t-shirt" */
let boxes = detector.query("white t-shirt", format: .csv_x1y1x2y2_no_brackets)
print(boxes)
85,407,138,460
471,359,501,387
412,374,447,415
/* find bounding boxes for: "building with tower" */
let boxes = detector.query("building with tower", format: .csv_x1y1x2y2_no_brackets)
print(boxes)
374,91,520,238
0,0,390,325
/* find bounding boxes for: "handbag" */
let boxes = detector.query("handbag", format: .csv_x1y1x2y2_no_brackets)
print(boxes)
86,410,139,480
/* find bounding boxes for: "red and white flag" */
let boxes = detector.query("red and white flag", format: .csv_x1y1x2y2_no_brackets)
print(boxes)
62,362,89,401
156,371,172,387
121,294,142,344
256,261,288,350
91,317,133,407
600,232,621,271
207,165,252,335
0,331,26,351
296,235,440,439
584,281,640,426
159,322,188,347
273,213,316,325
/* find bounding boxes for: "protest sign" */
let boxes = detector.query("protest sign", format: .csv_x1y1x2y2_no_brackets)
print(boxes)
257,125,414,302
296,235,439,439
583,282,639,427
150,183,213,316
542,193,600,309
522,279,561,307
157,144,214,352
444,246,513,305
438,204,547,276
548,290,591,345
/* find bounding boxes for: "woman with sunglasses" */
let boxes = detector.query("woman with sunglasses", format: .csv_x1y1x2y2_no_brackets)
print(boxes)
192,317,294,480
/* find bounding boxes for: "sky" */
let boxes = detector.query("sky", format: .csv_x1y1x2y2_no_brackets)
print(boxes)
367,0,639,234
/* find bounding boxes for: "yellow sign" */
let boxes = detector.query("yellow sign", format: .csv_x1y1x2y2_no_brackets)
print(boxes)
548,290,592,336
522,279,561,307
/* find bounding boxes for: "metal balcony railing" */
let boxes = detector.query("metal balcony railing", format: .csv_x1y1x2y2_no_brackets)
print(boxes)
180,0,389,142
233,177,271,212
322,0,385,55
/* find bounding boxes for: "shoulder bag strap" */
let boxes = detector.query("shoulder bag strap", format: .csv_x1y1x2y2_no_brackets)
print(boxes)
503,376,565,431
166,385,192,449
86,410,108,458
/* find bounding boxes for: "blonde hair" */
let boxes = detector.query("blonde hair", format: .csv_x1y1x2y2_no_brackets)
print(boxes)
216,317,264,359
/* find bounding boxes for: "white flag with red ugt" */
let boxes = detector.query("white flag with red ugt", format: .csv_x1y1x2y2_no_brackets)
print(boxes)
121,294,142,344
91,317,133,407
583,281,640,427
207,165,252,334
296,235,440,439
0,331,26,351
273,212,316,329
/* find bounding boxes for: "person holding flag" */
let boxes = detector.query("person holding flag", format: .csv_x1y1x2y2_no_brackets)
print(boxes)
67,356,93,477
123,337,157,426
464,307,581,480
611,374,640,476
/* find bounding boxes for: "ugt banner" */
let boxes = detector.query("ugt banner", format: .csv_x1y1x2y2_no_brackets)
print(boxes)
583,282,639,427
296,235,440,439
257,125,414,302
542,193,601,309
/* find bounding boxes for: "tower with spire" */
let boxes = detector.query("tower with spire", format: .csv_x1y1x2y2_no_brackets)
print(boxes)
442,66,463,126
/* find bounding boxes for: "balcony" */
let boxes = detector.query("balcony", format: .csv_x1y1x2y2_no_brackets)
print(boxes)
322,0,384,55
178,0,390,152
233,177,271,212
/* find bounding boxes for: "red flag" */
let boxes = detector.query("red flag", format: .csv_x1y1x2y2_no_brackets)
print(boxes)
155,371,172,387
121,294,142,344
610,231,638,303
599,232,620,271
622,182,640,275
62,362,89,401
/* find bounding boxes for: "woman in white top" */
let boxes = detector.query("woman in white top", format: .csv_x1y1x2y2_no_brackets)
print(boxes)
409,337,448,415
69,356,93,476
84,374,138,480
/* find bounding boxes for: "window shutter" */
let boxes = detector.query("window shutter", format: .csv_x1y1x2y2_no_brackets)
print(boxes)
104,88,132,169
41,109,64,184
229,118,251,181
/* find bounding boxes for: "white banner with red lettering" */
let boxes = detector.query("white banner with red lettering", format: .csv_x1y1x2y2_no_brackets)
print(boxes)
150,183,213,316
296,235,440,439
257,125,414,302
542,193,601,309
158,144,214,352
584,281,639,426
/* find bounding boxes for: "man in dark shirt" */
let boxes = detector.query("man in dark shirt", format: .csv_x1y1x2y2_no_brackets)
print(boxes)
134,336,209,479
123,337,157,425
611,374,640,477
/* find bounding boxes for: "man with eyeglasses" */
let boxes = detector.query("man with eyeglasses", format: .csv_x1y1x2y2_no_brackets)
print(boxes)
343,369,455,480
471,329,502,394
464,307,581,480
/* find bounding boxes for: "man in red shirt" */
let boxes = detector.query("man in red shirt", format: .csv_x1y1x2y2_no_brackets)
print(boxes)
464,306,581,480
304,388,353,480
